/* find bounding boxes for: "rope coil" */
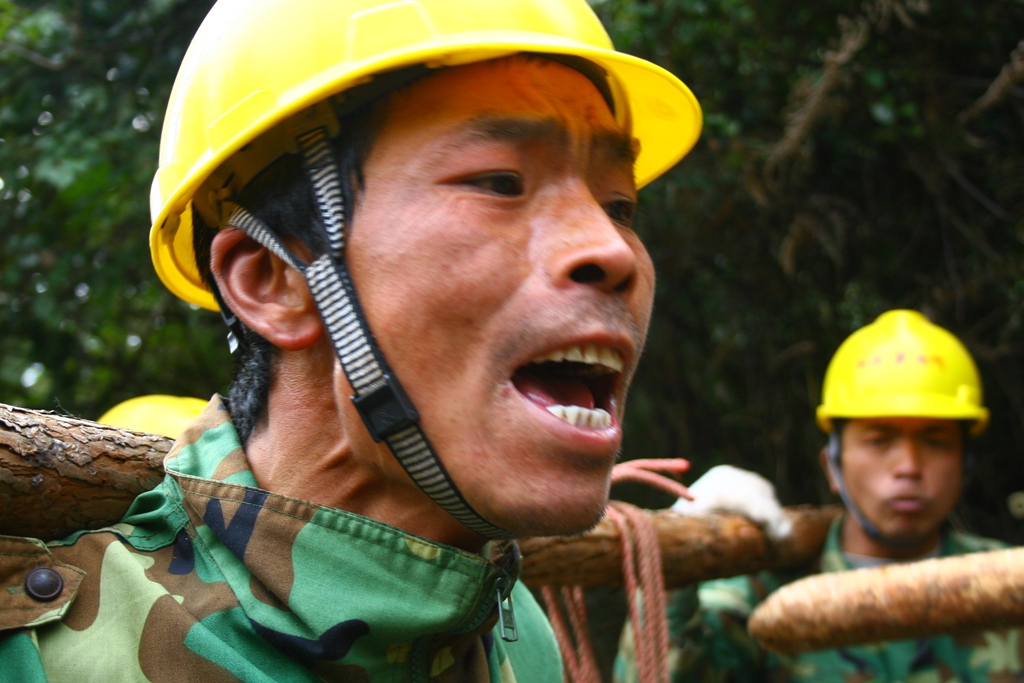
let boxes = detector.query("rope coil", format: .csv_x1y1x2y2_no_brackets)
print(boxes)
543,458,692,683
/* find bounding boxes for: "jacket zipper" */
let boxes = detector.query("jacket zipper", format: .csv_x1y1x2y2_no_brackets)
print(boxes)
408,569,517,680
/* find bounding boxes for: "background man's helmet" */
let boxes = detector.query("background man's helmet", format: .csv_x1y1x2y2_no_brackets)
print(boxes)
149,0,703,311
98,395,208,438
817,310,989,435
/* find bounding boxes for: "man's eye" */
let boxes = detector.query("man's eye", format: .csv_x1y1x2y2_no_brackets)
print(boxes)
605,199,636,227
466,172,524,197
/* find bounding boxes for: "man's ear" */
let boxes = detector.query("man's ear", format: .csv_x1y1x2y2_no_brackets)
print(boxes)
819,446,840,495
210,227,323,351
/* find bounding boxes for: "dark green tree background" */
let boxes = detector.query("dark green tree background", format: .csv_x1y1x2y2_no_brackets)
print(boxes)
0,0,224,416
3,0,1023,545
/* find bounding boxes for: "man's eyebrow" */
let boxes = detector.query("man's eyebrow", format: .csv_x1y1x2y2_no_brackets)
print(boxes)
446,115,637,163
457,115,566,146
864,424,899,435
593,130,639,164
919,425,957,437
864,423,956,438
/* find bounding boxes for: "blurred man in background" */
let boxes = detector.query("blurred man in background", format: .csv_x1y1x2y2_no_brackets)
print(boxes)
618,309,1023,682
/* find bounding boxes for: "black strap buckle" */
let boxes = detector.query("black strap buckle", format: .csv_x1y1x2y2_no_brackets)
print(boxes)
351,374,419,442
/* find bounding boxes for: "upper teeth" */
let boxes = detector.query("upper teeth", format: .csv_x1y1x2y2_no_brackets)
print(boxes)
532,344,624,373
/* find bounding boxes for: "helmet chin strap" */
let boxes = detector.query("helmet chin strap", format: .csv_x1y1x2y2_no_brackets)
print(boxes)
826,430,928,549
221,125,514,541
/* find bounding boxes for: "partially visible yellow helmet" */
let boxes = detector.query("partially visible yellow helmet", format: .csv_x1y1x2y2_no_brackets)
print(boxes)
817,310,989,435
150,0,704,311
98,395,208,438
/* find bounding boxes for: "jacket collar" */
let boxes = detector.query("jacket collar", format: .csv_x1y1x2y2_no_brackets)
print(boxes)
152,396,519,667
820,513,955,574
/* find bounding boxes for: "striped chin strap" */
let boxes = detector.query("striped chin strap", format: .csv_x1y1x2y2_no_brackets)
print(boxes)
223,126,513,540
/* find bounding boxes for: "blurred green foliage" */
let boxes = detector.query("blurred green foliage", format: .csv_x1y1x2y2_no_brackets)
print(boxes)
2,0,1023,544
0,0,225,416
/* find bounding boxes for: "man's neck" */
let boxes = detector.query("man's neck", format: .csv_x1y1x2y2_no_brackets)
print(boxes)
242,347,489,551
843,544,941,569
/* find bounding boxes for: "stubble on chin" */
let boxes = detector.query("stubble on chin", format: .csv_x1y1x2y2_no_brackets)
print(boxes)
498,475,613,538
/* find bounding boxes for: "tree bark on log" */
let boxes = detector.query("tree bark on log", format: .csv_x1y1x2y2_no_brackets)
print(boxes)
0,403,169,540
518,506,839,587
0,402,838,585
748,547,1024,654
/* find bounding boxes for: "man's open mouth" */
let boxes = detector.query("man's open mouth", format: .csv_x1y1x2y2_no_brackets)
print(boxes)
511,344,623,429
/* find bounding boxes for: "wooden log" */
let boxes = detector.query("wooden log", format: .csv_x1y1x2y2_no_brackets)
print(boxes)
518,505,840,588
0,403,169,539
9,401,1024,646
8,403,1022,645
748,547,1024,655
0,402,838,586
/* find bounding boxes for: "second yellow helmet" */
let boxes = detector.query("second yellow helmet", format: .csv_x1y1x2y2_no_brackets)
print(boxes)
98,395,208,439
817,310,989,435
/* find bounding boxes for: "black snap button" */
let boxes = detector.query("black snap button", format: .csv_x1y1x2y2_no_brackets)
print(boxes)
25,567,64,602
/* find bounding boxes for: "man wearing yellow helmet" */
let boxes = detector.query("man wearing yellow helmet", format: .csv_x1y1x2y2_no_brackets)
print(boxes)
617,310,1022,682
0,0,702,679
816,310,989,559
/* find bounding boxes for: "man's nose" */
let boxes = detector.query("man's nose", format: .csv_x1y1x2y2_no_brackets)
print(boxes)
546,189,639,294
892,439,924,477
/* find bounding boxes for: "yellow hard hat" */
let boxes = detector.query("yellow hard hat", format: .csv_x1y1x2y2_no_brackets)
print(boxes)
816,310,989,435
97,395,208,438
149,0,703,311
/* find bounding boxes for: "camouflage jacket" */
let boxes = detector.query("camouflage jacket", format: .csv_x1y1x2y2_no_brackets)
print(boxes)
616,516,1022,683
0,397,562,682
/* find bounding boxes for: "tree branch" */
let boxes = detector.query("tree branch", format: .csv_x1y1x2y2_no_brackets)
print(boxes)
959,39,1024,124
0,41,75,70
762,16,871,184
